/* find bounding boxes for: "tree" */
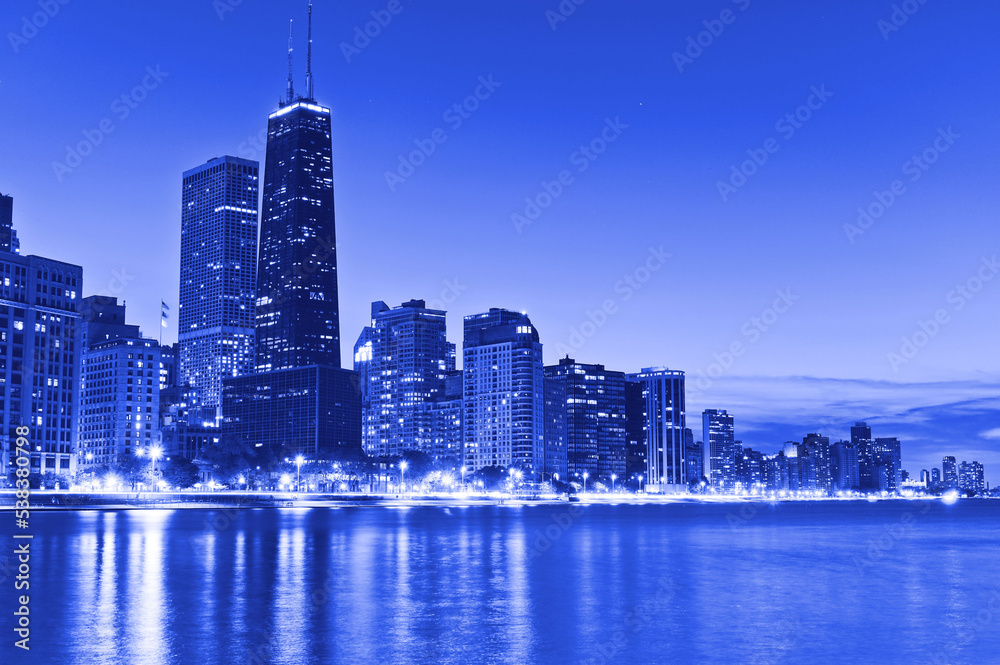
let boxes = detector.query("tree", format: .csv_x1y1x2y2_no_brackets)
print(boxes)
473,465,509,491
161,457,200,489
199,433,260,485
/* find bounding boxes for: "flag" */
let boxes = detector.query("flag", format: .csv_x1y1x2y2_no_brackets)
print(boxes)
161,300,170,327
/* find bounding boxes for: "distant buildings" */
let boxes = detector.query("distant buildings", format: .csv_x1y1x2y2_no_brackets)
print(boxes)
0,205,82,481
178,156,259,419
624,379,646,485
942,456,958,488
462,309,544,474
831,440,860,491
629,368,686,492
872,437,902,492
353,299,456,460
702,409,735,490
851,422,874,490
544,356,627,483
78,297,160,471
801,433,832,491
959,460,985,494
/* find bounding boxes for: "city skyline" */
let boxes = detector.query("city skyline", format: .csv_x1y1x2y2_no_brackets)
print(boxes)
2,0,998,480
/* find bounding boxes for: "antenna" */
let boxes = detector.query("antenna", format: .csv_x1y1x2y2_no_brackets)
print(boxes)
305,2,314,100
286,20,295,103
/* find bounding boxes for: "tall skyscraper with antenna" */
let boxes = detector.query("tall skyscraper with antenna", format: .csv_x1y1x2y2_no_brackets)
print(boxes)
224,3,360,460
255,0,341,372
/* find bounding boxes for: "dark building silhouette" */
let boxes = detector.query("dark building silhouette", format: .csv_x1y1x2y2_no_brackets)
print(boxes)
0,193,20,254
624,378,646,486
703,409,735,490
830,440,860,491
851,421,875,489
543,356,626,483
942,456,958,488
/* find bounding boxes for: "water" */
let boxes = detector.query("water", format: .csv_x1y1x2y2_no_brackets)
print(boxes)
5,500,1000,664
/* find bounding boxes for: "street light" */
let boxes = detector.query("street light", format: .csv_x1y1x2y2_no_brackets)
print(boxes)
638,474,644,493
399,460,409,494
582,471,589,493
149,445,163,490
611,474,617,493
460,465,467,491
295,455,305,492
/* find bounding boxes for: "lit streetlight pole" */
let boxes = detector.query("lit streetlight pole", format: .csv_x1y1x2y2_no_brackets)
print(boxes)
399,460,409,494
460,465,467,491
611,473,617,493
295,455,305,492
583,471,589,493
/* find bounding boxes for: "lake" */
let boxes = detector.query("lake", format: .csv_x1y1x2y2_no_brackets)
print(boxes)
5,499,1000,664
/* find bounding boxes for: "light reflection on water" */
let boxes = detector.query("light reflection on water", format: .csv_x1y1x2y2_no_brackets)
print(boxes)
16,501,1000,665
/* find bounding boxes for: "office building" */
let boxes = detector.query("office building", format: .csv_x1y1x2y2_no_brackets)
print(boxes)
830,440,860,491
942,456,958,488
931,467,941,485
222,13,362,460
801,433,832,492
178,156,259,417
353,299,455,459
703,409,735,490
462,308,544,473
542,375,568,481
0,212,82,480
0,193,19,254
255,38,341,372
543,356,627,482
624,379,646,486
872,437,902,492
851,421,874,489
628,367,686,492
77,297,160,471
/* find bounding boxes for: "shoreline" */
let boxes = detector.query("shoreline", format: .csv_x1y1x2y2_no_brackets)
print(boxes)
0,490,987,511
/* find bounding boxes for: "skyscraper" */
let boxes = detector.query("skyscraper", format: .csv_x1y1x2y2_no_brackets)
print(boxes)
542,375,568,481
801,433,832,492
624,379,646,485
255,23,340,371
462,308,544,473
931,467,941,485
851,421,874,489
0,193,19,254
942,456,958,488
629,368,686,493
179,156,259,417
703,409,735,490
221,5,361,461
543,356,627,482
830,440,860,491
0,210,81,481
872,437,902,492
353,300,455,459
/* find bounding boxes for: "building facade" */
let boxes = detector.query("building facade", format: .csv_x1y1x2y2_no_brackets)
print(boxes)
702,409,735,490
628,368,686,492
872,437,902,492
958,460,985,494
462,309,544,473
0,236,82,481
353,300,455,459
255,99,341,372
543,356,626,482
178,156,259,417
851,422,874,489
942,456,958,488
830,440,860,491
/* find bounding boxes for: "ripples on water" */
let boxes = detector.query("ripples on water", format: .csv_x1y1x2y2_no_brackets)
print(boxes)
11,501,1000,665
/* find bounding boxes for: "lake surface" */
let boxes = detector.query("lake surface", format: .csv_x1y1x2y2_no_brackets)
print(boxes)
4,500,1000,664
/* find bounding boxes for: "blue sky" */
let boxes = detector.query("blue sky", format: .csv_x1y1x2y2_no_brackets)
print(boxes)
1,0,998,480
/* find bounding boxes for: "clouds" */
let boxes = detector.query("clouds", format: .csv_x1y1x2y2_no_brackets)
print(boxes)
687,374,1000,483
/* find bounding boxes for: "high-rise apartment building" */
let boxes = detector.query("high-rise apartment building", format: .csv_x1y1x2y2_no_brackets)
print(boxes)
178,156,259,417
958,460,985,494
543,356,627,482
353,300,455,458
462,309,544,473
628,368,686,492
830,440,860,491
872,437,902,492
